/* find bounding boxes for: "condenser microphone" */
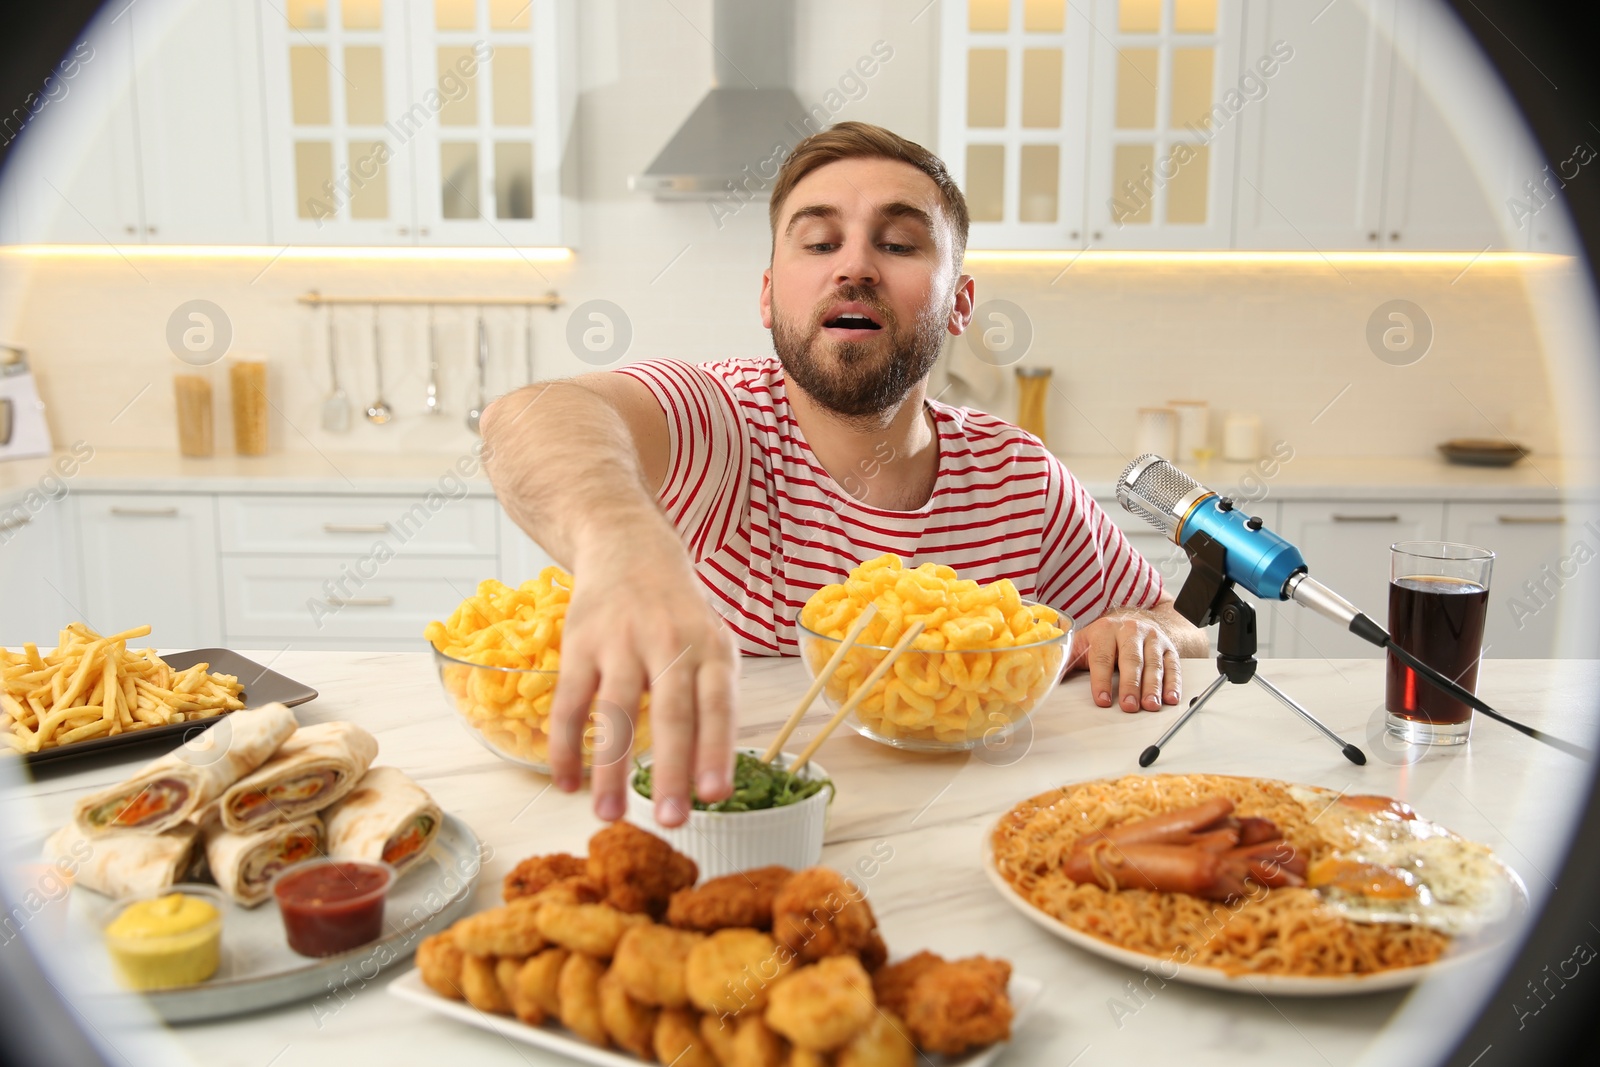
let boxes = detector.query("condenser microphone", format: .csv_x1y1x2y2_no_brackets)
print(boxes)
1115,454,1361,630
1115,454,1588,758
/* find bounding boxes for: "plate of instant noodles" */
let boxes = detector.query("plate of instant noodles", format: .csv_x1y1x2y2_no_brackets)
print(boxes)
984,773,1527,995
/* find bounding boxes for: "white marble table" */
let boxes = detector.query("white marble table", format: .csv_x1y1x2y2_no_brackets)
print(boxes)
4,653,1596,1067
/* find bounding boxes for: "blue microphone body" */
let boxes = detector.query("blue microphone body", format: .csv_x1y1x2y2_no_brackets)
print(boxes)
1177,496,1306,600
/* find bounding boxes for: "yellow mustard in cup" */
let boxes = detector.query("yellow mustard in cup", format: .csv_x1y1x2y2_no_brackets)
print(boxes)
104,889,223,990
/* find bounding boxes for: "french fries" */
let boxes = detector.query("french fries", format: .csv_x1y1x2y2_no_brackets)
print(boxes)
1,624,245,755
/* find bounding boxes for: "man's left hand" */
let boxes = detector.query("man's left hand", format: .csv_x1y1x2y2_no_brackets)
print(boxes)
1065,610,1183,712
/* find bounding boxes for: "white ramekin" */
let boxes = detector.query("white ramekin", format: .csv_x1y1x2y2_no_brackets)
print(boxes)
623,748,832,879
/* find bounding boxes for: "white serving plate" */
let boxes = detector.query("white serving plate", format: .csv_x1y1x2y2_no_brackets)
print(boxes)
390,967,1043,1066
73,813,481,1022
982,797,1527,997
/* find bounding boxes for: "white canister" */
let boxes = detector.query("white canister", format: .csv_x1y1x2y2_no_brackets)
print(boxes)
1135,407,1178,460
1169,400,1209,462
1223,413,1262,462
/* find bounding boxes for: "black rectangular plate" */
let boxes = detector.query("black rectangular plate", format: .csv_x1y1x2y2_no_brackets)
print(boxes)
18,649,318,766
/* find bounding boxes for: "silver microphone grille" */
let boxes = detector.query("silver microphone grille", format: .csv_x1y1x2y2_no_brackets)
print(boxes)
1116,454,1204,539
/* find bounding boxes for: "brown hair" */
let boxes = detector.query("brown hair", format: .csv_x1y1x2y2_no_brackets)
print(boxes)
767,121,970,261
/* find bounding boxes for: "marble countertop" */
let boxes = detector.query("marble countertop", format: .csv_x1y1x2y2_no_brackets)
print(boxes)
3,652,1595,1067
0,449,1586,510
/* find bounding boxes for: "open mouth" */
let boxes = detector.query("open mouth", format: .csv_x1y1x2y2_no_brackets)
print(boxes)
821,302,886,332
823,315,882,330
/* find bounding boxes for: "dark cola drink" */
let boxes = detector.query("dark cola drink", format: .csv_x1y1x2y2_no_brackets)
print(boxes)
1385,575,1489,740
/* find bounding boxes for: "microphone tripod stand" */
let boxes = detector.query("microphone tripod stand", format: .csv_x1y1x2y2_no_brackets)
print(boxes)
1139,530,1367,768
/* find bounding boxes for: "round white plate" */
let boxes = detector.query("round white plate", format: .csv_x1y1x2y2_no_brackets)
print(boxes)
75,812,482,1022
981,790,1527,997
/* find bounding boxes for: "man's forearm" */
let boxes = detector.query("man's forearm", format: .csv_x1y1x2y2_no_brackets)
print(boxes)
481,382,675,568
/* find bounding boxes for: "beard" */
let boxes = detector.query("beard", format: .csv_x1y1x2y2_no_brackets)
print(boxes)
770,283,948,419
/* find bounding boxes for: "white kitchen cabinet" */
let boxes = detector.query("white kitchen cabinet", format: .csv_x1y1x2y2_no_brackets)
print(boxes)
220,555,488,648
2,0,272,246
1275,499,1444,659
497,505,557,585
217,494,499,557
940,0,1241,250
1082,0,1244,249
1235,0,1502,251
75,493,222,648
1376,0,1505,251
938,0,1093,248
129,0,273,244
259,0,576,247
2,14,142,244
1232,0,1390,250
1443,501,1574,659
0,503,83,646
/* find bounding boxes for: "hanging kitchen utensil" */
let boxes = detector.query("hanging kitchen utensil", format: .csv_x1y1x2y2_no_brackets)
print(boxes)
321,307,351,433
366,305,393,425
425,305,442,416
466,308,488,434
524,306,535,386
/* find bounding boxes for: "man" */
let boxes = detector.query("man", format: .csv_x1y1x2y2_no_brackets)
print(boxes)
482,122,1207,828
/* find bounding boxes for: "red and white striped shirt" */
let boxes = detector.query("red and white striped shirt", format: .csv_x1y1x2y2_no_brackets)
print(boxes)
618,356,1162,656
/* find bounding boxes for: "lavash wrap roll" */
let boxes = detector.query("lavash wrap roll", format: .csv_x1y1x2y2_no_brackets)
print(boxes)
217,721,379,833
71,703,299,836
324,766,442,875
45,822,200,898
204,815,324,907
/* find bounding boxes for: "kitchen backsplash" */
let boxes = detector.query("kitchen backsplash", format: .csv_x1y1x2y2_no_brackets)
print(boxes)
0,0,1572,464
0,249,1570,463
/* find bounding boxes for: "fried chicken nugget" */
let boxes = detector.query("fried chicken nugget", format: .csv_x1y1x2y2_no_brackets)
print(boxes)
707,1014,789,1067
416,929,466,1000
503,852,590,902
787,1048,830,1067
452,897,548,957
513,947,571,1019
495,958,534,1020
529,874,605,907
588,821,699,917
837,1009,915,1067
771,868,880,966
612,922,704,1008
902,957,1013,1056
765,956,876,1053
655,1007,720,1067
461,954,511,1014
598,966,660,1059
538,901,652,958
668,866,794,932
871,951,946,1019
557,952,610,1048
687,928,793,1015
700,1011,740,1065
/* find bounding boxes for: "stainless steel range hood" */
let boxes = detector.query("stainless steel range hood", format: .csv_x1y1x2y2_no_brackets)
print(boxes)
628,0,809,200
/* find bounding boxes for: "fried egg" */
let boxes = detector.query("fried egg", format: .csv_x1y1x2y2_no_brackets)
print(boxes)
1289,787,1518,937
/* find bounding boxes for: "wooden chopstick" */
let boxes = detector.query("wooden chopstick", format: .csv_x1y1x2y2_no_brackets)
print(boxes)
790,620,927,773
763,604,878,763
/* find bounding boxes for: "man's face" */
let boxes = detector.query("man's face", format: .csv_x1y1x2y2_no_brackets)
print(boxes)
761,157,974,418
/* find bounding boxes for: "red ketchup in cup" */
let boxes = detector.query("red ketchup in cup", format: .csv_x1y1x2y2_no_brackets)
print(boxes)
273,859,394,957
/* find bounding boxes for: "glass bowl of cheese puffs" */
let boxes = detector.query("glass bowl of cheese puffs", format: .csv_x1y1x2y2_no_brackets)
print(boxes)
797,555,1072,752
427,569,650,774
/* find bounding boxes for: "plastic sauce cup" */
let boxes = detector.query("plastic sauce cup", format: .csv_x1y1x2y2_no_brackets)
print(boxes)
272,859,394,958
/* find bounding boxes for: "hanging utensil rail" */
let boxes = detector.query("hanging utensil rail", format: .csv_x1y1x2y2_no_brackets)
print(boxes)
299,291,563,309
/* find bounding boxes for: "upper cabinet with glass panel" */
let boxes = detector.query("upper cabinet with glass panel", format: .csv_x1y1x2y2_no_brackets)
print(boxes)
1082,0,1239,248
941,0,1239,250
261,0,576,246
942,0,1510,251
940,0,1092,249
